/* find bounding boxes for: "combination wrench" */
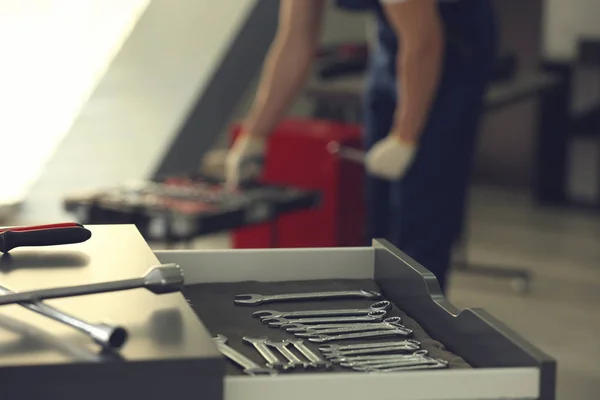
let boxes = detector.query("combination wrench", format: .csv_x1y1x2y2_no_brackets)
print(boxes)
328,349,428,363
0,283,127,349
284,317,403,333
252,301,391,319
352,357,442,372
319,339,420,353
262,310,387,327
372,360,449,372
234,289,381,306
295,322,411,337
243,337,290,370
266,339,311,368
324,345,422,359
288,339,332,369
308,328,412,343
213,334,277,376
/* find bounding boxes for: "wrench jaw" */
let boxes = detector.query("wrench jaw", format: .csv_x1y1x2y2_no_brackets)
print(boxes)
233,294,264,305
252,310,280,318
261,318,288,327
89,323,128,349
143,264,185,294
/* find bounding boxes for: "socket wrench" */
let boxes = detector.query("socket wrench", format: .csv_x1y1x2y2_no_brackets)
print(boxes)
0,264,184,306
0,283,127,349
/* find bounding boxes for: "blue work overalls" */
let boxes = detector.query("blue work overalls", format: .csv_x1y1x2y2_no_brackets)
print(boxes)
338,0,498,291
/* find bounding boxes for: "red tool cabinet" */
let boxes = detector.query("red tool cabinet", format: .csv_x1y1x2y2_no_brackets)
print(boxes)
231,119,366,248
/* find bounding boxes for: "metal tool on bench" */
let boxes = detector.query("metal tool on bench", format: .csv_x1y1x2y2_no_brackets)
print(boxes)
308,328,413,343
333,350,429,365
243,337,290,370
319,340,420,353
0,264,184,306
353,357,447,372
288,339,332,369
371,359,449,372
283,317,403,333
0,283,127,349
265,339,311,368
252,301,391,318
294,321,411,337
214,334,277,376
324,344,423,358
0,223,92,253
234,289,381,305
262,310,387,327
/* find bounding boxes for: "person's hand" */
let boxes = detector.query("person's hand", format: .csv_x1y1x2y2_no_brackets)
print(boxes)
365,135,417,180
224,134,267,189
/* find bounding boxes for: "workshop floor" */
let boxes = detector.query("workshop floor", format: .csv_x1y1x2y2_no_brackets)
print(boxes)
182,186,600,400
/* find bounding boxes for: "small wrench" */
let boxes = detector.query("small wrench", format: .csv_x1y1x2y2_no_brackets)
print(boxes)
243,337,290,370
284,317,403,333
319,339,420,353
330,349,428,363
324,345,422,359
234,290,381,305
266,339,310,368
213,334,277,376
308,329,412,343
372,359,449,372
288,339,332,369
263,310,387,327
253,301,391,318
295,322,411,337
353,357,440,371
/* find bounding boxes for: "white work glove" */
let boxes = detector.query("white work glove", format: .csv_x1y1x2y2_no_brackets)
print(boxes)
224,134,267,189
365,135,417,181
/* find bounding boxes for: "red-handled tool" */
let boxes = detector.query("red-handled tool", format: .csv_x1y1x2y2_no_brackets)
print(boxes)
0,223,92,254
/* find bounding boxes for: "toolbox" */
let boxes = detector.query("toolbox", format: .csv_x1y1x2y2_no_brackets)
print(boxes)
62,175,319,243
0,225,555,400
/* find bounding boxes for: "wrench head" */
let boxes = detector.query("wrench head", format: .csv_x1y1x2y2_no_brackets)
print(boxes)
252,310,280,318
318,344,339,352
283,323,309,332
243,367,278,376
307,335,329,343
382,316,402,324
144,264,185,294
213,334,228,345
262,318,288,327
234,294,264,305
91,323,128,349
367,310,387,319
242,336,269,345
371,301,392,311
360,290,383,299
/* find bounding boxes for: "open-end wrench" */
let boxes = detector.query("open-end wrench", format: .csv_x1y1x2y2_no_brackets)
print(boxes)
234,290,381,306
243,337,290,370
319,339,420,353
253,301,391,319
352,357,440,371
372,359,449,372
263,310,387,327
213,334,277,376
0,283,127,349
288,339,332,369
330,349,428,363
284,317,403,333
308,328,412,343
265,339,310,368
0,264,184,306
295,322,411,337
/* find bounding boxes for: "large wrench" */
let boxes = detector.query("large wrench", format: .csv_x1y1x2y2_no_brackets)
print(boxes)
213,335,277,376
243,337,290,370
295,322,411,337
352,357,441,371
333,350,429,364
234,290,381,306
324,345,422,359
252,301,391,318
319,339,420,353
0,283,127,349
308,328,412,343
373,360,449,372
284,317,403,333
262,310,387,327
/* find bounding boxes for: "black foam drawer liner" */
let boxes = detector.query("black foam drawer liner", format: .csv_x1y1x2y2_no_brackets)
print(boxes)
183,279,471,375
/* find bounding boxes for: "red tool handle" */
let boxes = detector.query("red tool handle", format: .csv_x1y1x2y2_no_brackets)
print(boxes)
0,225,91,253
0,222,83,234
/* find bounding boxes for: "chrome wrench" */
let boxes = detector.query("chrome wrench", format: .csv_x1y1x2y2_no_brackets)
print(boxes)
330,349,428,363
353,357,441,371
319,339,420,353
252,301,391,318
308,328,412,343
266,339,311,368
295,322,411,337
213,334,277,376
284,317,403,333
288,339,332,369
372,359,449,372
262,310,387,327
324,345,422,359
234,290,381,306
243,337,290,370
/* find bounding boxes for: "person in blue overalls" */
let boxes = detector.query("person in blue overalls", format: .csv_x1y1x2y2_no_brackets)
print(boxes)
225,0,497,292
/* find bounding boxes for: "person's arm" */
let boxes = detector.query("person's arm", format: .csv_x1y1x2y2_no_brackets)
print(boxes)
381,0,444,143
243,0,326,138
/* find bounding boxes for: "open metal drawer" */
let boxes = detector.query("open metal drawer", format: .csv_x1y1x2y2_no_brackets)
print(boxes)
156,240,555,400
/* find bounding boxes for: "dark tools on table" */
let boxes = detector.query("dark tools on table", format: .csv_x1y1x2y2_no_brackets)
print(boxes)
0,264,184,307
0,223,92,254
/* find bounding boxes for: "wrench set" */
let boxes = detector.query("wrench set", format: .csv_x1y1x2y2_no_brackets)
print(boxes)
213,289,449,375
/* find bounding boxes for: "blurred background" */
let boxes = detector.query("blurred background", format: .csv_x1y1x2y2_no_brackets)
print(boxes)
1,0,599,398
